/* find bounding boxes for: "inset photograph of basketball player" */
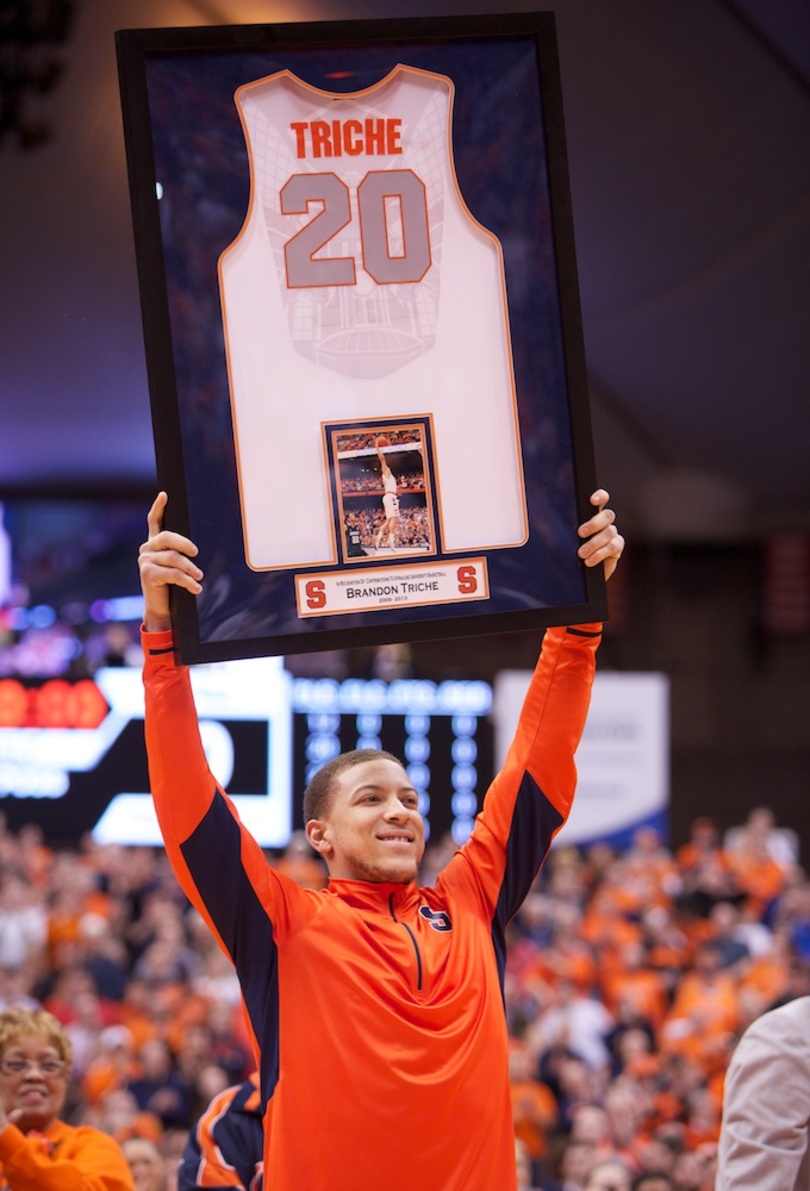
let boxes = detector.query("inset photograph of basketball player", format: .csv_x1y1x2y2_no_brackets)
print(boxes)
332,424,437,564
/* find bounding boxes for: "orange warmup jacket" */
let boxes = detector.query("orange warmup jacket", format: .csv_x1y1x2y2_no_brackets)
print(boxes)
143,623,601,1191
0,1119,134,1191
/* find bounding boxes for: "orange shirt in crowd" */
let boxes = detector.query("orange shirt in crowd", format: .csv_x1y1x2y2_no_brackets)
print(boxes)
527,940,599,995
580,895,643,956
661,963,740,1075
511,1077,559,1161
601,965,669,1031
0,1118,134,1191
737,950,791,1007
725,849,785,910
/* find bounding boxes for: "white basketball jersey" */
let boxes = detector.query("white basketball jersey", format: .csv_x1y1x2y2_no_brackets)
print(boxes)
219,65,527,569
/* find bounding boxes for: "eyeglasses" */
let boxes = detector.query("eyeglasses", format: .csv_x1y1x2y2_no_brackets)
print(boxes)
0,1056,67,1077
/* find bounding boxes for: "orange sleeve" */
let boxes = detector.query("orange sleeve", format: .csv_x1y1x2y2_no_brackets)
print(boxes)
441,624,601,920
140,628,314,945
141,629,317,1096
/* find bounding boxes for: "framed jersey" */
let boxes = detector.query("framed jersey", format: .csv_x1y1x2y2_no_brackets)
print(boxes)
117,12,606,663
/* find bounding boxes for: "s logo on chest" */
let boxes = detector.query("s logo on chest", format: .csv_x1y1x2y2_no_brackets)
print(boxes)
419,906,453,932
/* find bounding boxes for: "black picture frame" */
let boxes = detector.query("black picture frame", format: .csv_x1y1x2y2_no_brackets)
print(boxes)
116,12,606,664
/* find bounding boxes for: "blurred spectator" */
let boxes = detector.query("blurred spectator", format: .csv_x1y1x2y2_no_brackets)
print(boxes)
549,1139,597,1190
639,905,689,984
540,1051,603,1136
660,943,739,1076
125,1038,194,1132
568,1103,614,1160
0,871,47,971
185,997,251,1088
780,880,810,961
177,1072,263,1191
13,823,53,888
101,623,141,670
675,818,739,918
544,848,590,914
632,1175,675,1191
716,995,810,1190
63,983,109,1078
82,1024,136,1106
612,827,681,915
132,919,201,989
600,939,668,1034
510,1037,558,1175
603,1075,650,1159
727,896,773,959
516,1136,540,1190
117,977,160,1053
0,965,40,1014
703,901,750,971
83,1085,162,1144
531,906,600,993
608,1023,657,1079
271,829,327,890
583,1157,633,1191
159,1127,188,1191
0,1006,134,1189
528,978,615,1071
723,806,799,872
671,1142,716,1190
122,1135,169,1191
371,640,413,681
633,1128,679,1180
723,821,788,917
78,911,131,1002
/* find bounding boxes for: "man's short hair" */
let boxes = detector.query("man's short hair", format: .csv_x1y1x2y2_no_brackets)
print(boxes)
303,749,404,823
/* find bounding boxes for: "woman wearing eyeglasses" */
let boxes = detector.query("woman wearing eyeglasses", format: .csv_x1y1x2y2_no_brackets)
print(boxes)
0,1008,134,1190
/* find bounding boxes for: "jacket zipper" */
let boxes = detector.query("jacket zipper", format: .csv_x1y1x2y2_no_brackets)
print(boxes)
389,892,423,991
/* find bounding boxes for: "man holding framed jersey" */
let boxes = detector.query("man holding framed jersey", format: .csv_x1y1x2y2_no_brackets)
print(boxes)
138,489,623,1191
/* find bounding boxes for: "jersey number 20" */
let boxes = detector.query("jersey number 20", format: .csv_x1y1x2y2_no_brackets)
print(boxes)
281,169,431,288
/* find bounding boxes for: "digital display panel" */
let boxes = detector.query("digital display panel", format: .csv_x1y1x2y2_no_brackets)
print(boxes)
0,662,494,848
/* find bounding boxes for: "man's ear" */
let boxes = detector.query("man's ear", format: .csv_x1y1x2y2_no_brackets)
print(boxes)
305,819,332,858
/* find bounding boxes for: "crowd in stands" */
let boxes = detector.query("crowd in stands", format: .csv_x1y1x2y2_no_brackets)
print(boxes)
343,503,432,552
388,505,432,550
0,801,806,1189
0,615,141,679
336,429,421,452
341,469,426,493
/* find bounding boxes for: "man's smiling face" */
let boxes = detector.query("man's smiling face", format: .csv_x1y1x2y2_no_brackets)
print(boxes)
306,756,426,883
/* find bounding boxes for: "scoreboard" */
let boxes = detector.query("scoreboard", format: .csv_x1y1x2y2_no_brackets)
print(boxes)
0,662,494,848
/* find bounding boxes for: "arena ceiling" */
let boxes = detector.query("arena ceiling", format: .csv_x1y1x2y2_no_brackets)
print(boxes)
1,0,809,541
